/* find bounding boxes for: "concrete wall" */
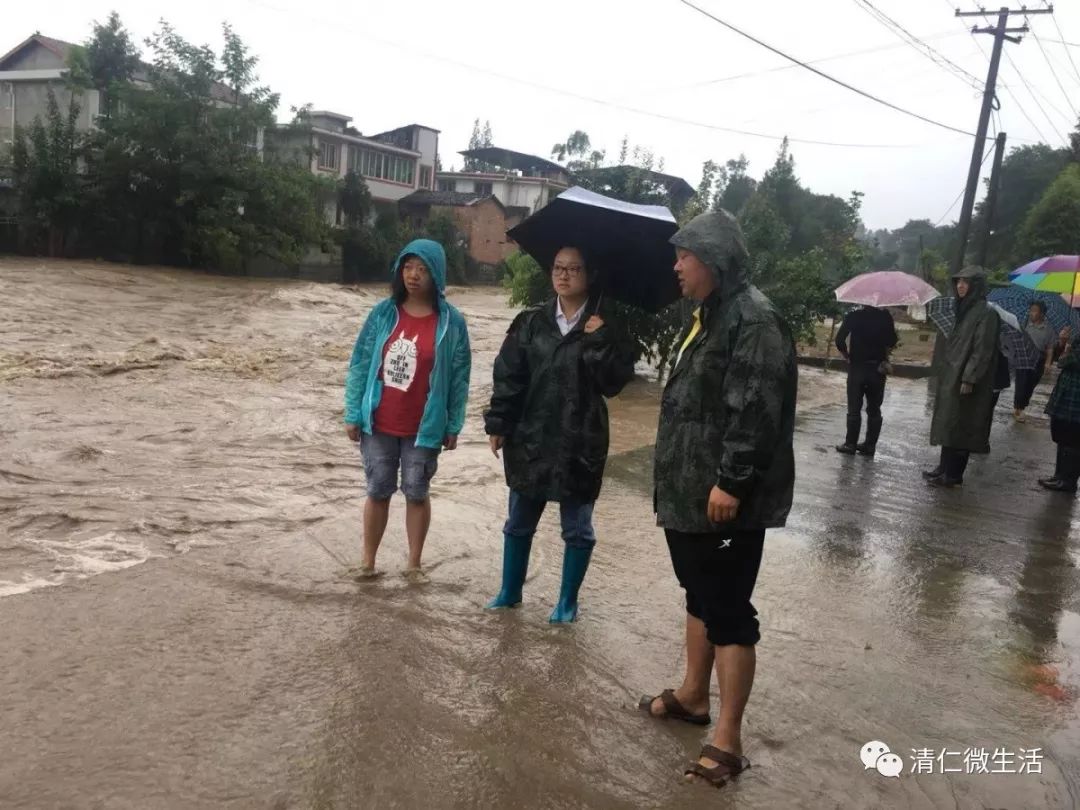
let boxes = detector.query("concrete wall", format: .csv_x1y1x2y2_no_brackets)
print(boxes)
1,83,98,144
416,128,437,167
5,46,63,70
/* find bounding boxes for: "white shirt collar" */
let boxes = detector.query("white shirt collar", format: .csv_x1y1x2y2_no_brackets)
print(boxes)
555,299,585,335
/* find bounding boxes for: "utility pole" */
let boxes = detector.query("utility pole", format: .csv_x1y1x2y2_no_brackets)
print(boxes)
950,5,1054,275
977,131,1007,268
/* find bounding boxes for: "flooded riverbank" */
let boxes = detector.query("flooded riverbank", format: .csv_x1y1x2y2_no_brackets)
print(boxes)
2,258,1077,809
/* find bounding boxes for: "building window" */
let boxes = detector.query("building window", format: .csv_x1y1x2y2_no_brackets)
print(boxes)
318,141,339,171
474,181,493,196
437,178,456,193
353,147,415,185
419,165,433,189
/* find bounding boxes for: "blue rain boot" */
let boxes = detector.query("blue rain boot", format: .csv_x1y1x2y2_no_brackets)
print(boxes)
549,545,593,624
486,533,532,608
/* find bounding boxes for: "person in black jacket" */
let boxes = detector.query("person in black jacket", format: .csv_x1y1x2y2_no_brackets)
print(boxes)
834,306,898,457
483,247,637,623
641,210,797,788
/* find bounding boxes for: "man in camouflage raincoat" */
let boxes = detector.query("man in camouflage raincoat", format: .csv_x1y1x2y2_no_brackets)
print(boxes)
639,210,797,788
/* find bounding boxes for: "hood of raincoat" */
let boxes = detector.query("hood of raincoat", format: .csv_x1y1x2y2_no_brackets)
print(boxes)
952,265,989,323
393,238,447,296
669,209,750,300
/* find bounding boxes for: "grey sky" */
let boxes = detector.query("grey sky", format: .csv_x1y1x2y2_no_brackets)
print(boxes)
7,0,1080,228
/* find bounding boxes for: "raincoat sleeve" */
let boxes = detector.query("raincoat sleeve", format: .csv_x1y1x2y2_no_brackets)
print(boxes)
582,319,637,398
961,308,999,386
484,313,531,437
446,315,471,437
344,311,379,425
716,317,789,502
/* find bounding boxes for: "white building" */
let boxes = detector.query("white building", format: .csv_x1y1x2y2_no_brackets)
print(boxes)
272,111,439,208
436,147,570,214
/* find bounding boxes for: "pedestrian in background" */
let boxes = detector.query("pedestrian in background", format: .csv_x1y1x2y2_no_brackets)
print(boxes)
923,266,1000,488
1039,329,1080,494
834,305,898,457
1013,301,1056,422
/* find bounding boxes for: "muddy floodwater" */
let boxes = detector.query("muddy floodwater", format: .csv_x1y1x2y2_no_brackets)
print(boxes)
2,258,1079,809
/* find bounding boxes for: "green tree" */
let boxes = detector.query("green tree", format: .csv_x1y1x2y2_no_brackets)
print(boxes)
713,156,757,216
79,18,322,269
971,143,1070,270
1016,163,1080,259
67,11,141,120
736,141,867,342
11,88,83,256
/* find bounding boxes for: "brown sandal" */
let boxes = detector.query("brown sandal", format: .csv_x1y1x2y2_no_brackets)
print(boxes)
684,745,750,788
637,689,711,726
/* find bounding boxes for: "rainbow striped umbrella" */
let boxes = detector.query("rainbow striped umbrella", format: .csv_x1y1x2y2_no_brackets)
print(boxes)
1009,255,1080,304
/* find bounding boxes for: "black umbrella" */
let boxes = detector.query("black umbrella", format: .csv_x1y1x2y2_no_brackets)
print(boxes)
506,186,681,313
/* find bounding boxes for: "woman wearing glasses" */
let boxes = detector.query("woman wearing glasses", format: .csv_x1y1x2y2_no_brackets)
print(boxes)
484,246,637,622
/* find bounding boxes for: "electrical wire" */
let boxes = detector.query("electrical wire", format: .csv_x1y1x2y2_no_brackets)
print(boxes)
674,0,975,136
853,0,983,91
243,0,940,149
1003,49,1073,143
935,142,995,226
943,0,1057,145
1040,0,1080,85
619,30,967,99
1028,21,1080,118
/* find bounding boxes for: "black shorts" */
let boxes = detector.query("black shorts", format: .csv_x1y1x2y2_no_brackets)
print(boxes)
664,529,766,647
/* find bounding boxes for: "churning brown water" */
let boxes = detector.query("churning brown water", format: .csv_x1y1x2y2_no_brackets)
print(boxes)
1,258,1078,809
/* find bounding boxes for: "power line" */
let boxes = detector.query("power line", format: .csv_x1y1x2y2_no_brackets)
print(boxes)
936,143,994,226
1028,21,1080,118
673,0,975,136
1005,49,1074,128
620,30,968,99
942,0,1053,143
853,0,983,91
244,0,936,149
1040,0,1080,85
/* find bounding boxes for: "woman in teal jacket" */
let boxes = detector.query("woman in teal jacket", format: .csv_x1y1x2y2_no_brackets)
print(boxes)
344,239,471,579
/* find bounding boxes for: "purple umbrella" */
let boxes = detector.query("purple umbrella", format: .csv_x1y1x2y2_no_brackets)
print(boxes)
834,271,940,308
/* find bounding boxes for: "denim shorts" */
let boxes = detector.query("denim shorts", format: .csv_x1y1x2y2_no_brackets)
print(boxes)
360,432,440,501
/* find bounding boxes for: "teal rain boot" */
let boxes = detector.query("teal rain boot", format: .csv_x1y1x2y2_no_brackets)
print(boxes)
549,545,593,624
486,533,532,608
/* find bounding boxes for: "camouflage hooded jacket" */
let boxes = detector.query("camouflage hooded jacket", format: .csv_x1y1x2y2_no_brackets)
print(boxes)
654,212,798,534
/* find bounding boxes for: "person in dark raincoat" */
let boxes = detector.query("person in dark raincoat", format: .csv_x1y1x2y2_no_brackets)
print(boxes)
834,305,898,457
483,247,637,623
923,266,1000,487
1039,329,1080,493
638,210,797,788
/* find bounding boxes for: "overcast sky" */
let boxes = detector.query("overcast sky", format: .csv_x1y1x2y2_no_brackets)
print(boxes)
6,0,1080,228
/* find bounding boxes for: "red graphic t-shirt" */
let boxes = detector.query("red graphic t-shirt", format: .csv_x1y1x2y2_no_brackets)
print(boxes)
373,306,438,438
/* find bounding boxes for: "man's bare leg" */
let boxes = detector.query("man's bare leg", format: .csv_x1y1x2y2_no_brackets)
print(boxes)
651,612,713,717
689,643,756,779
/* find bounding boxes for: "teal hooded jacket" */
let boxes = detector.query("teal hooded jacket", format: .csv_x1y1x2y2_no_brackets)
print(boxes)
344,239,471,450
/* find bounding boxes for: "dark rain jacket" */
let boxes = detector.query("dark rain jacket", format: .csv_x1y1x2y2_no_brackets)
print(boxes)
654,213,798,534
484,298,637,503
930,267,1000,453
